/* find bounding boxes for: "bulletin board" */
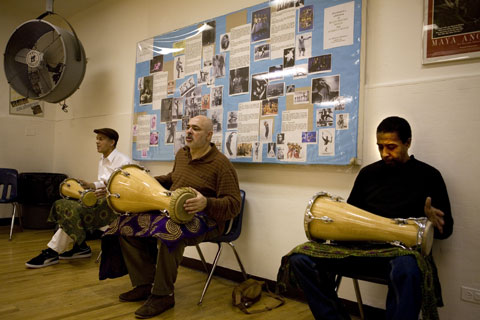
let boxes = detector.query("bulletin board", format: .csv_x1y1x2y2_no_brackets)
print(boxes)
131,0,362,165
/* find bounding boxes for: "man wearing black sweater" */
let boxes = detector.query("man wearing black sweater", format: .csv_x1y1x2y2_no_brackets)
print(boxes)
290,116,453,320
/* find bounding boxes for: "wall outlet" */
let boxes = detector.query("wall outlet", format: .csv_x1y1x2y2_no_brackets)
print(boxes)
461,286,480,304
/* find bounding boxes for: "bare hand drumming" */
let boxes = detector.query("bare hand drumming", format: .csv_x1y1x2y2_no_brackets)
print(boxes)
94,187,107,199
183,188,207,215
79,179,95,190
424,197,445,234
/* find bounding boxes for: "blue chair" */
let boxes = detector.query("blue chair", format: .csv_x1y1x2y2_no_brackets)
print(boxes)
0,168,20,240
194,189,247,305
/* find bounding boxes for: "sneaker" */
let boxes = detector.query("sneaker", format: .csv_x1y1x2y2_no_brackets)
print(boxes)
59,244,92,260
26,249,59,268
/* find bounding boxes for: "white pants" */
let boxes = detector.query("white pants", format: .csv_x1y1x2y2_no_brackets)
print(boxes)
47,228,73,254
47,226,109,253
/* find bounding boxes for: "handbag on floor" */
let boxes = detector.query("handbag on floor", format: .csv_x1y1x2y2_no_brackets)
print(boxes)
232,278,285,314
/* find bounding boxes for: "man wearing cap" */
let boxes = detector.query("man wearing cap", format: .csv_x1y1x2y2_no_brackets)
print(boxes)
26,128,131,268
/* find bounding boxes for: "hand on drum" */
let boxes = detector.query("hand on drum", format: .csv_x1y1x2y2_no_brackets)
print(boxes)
424,197,445,234
183,188,207,215
79,179,95,190
94,187,107,199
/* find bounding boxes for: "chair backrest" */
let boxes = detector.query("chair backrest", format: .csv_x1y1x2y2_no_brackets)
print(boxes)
0,168,19,203
211,189,245,243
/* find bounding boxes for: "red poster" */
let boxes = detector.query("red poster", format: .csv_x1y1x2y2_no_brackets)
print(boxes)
423,0,480,64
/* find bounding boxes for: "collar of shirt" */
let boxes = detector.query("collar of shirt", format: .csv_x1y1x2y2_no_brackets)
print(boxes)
101,149,119,164
184,143,217,164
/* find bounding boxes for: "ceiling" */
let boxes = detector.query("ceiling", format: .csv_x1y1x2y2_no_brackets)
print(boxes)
3,0,100,17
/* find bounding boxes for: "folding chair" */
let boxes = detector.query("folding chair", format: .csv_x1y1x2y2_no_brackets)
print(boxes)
335,273,388,320
195,189,247,305
0,168,21,240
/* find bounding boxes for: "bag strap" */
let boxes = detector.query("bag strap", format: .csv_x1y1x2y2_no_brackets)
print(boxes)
237,286,285,314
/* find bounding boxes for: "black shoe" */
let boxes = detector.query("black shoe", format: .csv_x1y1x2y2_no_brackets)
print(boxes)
119,284,153,302
59,243,92,260
135,294,175,319
26,248,59,268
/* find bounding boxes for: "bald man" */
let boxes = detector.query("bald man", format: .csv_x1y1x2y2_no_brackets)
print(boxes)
117,116,241,319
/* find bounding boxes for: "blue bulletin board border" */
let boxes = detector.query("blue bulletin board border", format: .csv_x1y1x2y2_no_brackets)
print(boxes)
131,0,362,165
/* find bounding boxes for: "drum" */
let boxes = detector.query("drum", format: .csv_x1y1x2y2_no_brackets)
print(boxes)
59,178,97,207
106,164,197,224
304,192,434,255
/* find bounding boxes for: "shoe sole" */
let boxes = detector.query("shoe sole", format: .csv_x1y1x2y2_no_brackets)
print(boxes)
25,260,59,269
59,253,92,260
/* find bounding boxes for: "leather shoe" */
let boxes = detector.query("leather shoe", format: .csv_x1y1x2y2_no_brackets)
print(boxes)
119,284,152,302
135,294,175,319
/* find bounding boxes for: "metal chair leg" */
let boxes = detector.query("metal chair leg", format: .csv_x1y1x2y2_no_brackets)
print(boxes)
352,278,365,320
95,250,102,263
228,242,247,280
9,203,17,241
195,244,209,273
198,243,222,305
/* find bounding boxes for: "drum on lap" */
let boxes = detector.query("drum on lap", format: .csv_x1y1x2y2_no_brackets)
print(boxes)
304,191,434,255
106,164,196,224
59,178,97,207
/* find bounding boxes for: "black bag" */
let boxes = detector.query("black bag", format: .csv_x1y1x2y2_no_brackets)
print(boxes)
232,278,285,314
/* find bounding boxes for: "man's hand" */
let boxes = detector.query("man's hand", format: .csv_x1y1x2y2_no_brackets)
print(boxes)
94,187,107,199
79,179,95,190
424,197,445,234
183,188,207,215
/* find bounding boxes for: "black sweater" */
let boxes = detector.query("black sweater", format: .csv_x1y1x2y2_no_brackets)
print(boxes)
347,156,453,239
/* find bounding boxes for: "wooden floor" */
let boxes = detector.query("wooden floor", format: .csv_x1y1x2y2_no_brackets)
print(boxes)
0,226,316,320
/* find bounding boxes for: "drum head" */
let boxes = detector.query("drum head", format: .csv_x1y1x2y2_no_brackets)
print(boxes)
421,220,434,255
81,192,97,208
169,187,196,224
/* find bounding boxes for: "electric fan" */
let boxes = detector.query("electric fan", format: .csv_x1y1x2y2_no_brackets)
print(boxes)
3,7,86,104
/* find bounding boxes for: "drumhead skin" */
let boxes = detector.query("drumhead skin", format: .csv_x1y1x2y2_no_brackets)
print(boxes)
169,187,196,224
421,220,434,255
81,191,97,208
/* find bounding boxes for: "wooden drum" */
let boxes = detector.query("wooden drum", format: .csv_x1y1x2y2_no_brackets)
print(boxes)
106,164,197,224
304,191,434,255
59,178,97,207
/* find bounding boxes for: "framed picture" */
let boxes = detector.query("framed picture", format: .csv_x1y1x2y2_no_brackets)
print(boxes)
423,0,480,64
9,87,44,117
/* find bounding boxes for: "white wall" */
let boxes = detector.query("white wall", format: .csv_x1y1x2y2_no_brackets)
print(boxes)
0,3,58,218
1,1,479,319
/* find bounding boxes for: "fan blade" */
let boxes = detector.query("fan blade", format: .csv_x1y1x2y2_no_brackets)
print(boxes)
14,48,31,64
35,31,65,85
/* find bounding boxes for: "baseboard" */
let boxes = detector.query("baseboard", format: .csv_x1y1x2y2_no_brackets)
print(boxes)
0,217,16,226
180,256,385,318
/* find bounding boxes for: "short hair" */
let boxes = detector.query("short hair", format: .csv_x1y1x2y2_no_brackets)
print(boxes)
376,116,411,143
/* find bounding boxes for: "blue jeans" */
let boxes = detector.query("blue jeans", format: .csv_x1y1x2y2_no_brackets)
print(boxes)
289,254,421,320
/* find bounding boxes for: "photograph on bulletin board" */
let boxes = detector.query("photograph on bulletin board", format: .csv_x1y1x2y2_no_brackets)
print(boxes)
131,0,363,165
